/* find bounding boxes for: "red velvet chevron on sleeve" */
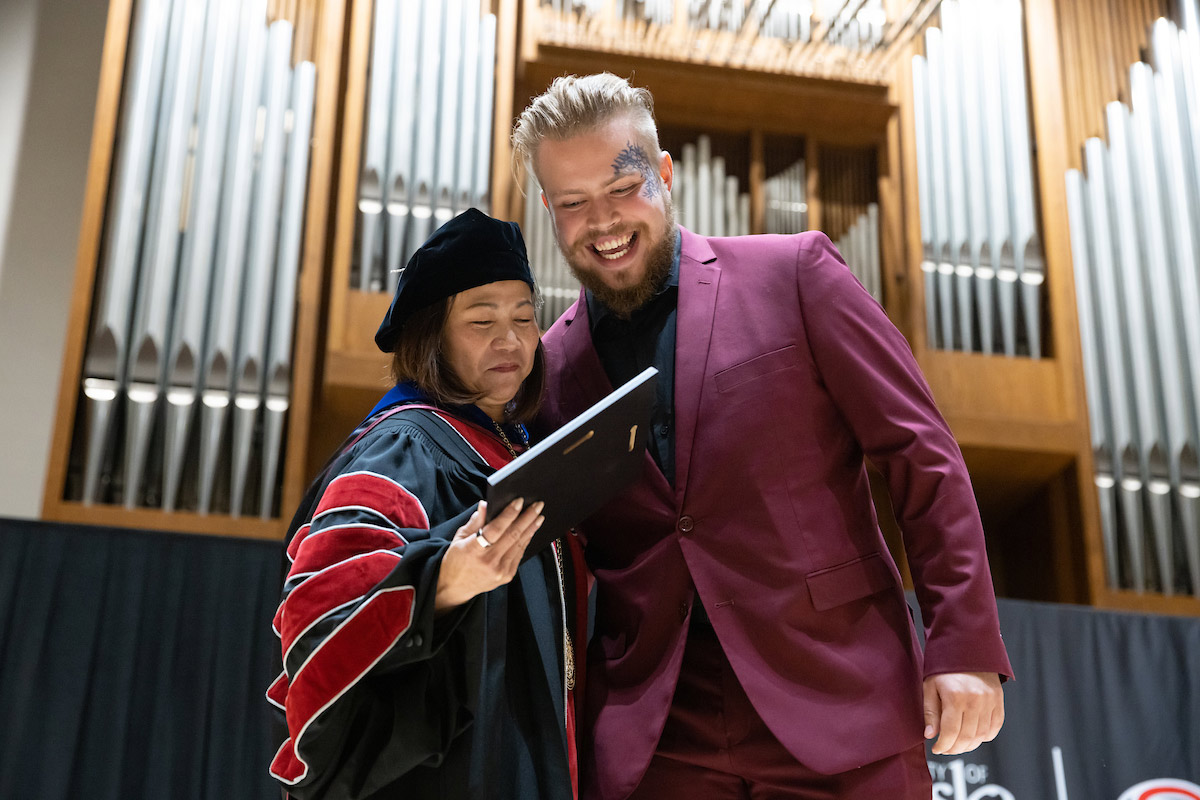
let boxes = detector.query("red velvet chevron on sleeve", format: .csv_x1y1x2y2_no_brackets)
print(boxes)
268,467,432,787
313,470,431,529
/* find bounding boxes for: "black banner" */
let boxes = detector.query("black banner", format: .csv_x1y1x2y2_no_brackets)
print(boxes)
917,596,1200,799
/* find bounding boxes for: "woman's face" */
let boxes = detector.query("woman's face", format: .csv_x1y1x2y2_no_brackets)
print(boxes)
442,280,539,421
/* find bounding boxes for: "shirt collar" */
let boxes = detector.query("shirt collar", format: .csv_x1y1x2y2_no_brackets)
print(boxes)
586,226,681,331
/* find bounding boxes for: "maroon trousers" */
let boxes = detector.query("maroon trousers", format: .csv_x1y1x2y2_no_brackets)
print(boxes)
626,625,932,800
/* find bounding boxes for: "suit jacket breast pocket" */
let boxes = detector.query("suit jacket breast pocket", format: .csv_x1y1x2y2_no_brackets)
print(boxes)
714,345,798,393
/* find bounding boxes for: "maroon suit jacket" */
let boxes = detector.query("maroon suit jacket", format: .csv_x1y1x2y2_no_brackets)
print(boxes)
540,227,1013,799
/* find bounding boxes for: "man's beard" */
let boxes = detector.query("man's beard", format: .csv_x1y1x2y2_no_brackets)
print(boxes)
561,201,676,319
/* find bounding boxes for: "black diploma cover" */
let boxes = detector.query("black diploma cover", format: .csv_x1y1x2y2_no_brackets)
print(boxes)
487,367,658,561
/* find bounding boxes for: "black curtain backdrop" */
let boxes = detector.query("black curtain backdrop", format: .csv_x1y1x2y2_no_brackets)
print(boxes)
2,517,1198,800
0,518,284,800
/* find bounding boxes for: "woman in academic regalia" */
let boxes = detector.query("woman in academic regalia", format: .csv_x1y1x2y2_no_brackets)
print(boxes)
268,208,585,800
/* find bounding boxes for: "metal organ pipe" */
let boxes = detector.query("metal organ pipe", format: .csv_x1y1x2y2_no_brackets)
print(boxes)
228,20,295,519
937,1,974,353
80,0,172,506
978,0,1017,357
196,0,270,515
384,0,420,291
73,0,317,519
670,136,751,238
1065,169,1120,590
473,13,497,212
834,204,882,303
1128,62,1200,595
521,172,573,332
911,53,939,346
261,61,317,519
956,3,995,355
455,0,482,216
357,0,396,292
923,26,957,353
433,0,464,228
405,0,442,262
764,158,808,236
356,0,499,286
162,0,239,512
909,0,1045,359
1065,11,1200,596
122,0,207,509
1104,101,1174,592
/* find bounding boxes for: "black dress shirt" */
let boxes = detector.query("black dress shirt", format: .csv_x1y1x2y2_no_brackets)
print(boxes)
585,230,681,488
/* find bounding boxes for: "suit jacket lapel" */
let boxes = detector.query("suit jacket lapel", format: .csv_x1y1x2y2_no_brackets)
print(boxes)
556,294,613,410
674,229,720,497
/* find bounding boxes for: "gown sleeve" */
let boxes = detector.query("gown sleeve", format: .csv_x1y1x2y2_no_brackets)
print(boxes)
268,422,488,799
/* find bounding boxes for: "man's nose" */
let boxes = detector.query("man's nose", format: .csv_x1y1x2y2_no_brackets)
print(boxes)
587,196,618,230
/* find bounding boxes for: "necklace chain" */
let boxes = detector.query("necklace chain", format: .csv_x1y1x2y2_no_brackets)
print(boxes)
553,540,576,691
491,420,522,458
490,420,575,692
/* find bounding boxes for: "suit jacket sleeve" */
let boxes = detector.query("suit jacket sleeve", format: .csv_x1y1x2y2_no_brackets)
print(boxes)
794,232,1013,681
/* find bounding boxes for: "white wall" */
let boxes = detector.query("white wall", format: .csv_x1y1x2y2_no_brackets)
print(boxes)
0,0,108,517
0,0,39,287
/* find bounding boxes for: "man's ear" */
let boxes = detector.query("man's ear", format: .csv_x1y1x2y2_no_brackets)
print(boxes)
659,150,674,193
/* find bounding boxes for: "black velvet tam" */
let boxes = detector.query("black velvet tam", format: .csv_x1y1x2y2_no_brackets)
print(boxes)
375,208,535,352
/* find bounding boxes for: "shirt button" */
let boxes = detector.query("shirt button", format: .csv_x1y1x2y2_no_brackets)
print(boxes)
659,422,671,436
678,515,694,533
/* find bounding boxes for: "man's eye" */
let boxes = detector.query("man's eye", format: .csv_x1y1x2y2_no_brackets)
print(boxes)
471,320,493,327
514,317,534,325
614,183,637,194
560,200,582,209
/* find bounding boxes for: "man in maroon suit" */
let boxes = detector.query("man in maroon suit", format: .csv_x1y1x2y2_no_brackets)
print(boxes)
512,73,1012,800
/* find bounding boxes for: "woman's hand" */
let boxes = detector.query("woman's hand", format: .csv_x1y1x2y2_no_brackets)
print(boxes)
434,498,545,613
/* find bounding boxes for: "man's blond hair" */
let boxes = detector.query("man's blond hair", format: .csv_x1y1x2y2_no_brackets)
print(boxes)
511,73,662,179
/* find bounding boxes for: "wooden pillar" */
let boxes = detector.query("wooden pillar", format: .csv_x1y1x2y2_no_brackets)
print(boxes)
491,0,519,220
41,0,135,527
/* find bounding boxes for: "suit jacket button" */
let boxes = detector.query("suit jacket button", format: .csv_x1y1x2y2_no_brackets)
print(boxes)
678,515,694,533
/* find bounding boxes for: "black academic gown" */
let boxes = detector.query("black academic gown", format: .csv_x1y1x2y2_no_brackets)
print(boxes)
268,399,579,800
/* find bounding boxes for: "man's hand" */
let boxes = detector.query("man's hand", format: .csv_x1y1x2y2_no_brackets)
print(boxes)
922,672,1004,755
